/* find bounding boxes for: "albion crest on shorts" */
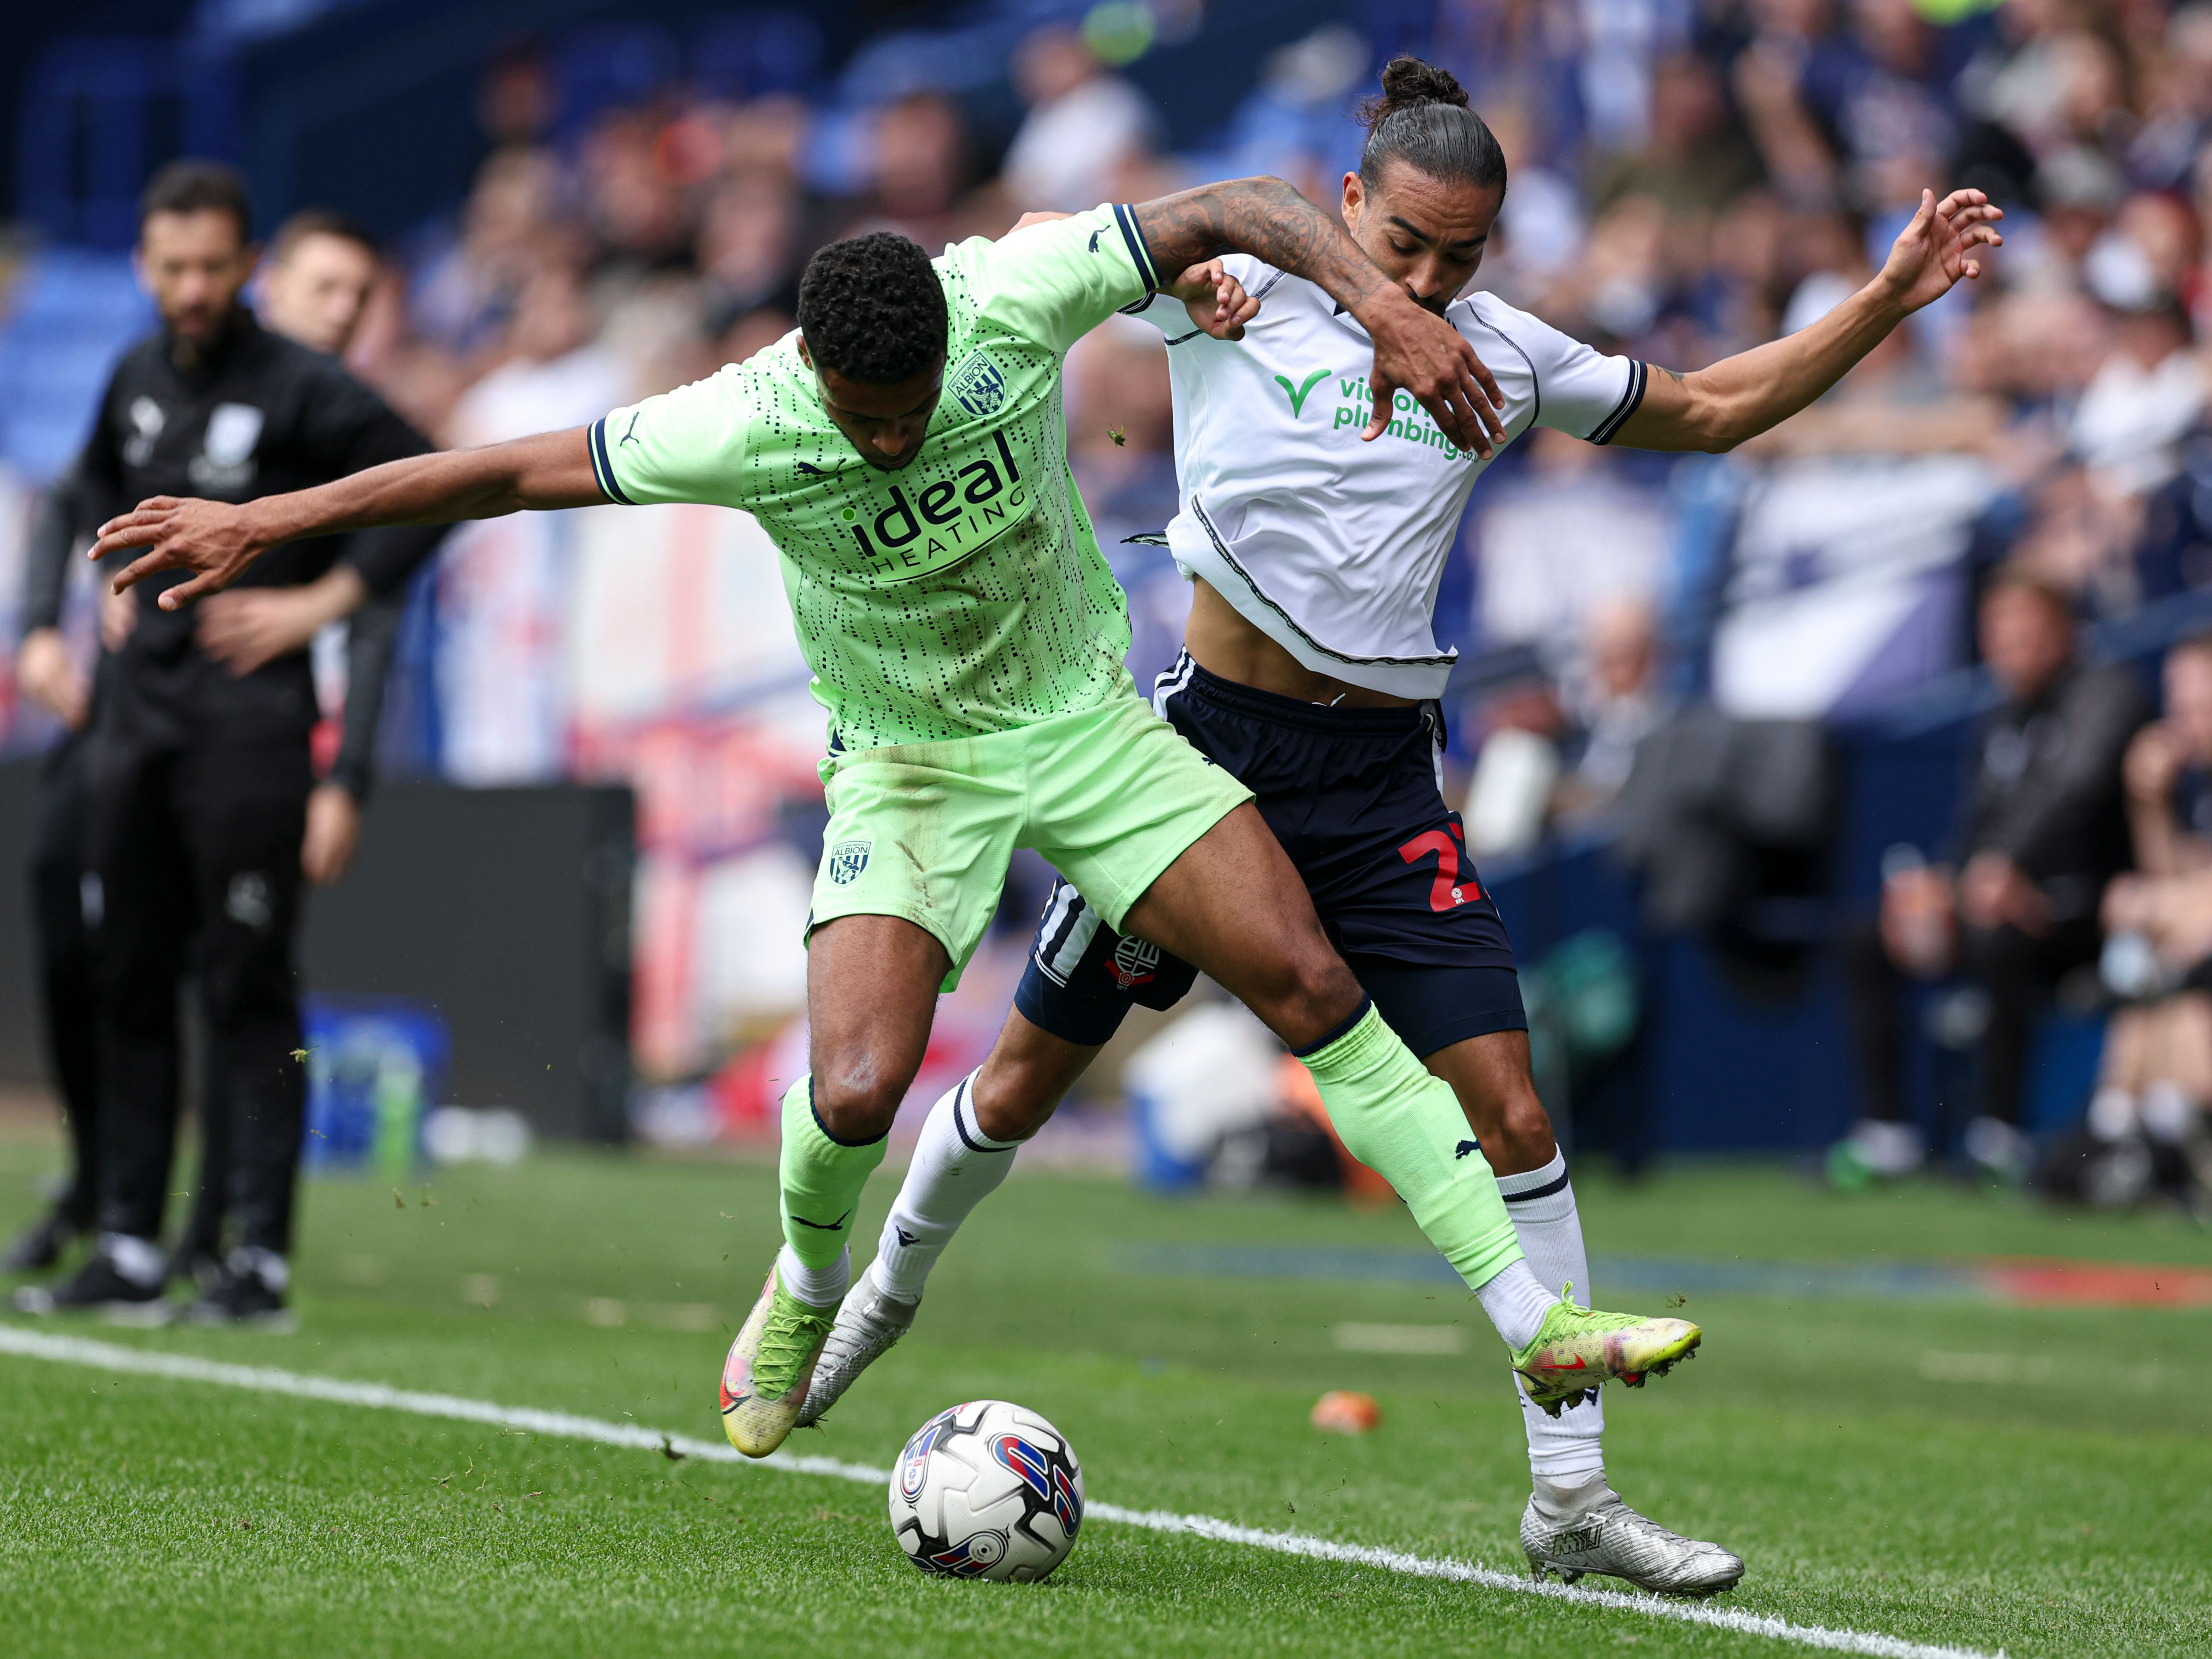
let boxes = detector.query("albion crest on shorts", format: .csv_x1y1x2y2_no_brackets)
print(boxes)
948,350,1008,418
827,840,873,885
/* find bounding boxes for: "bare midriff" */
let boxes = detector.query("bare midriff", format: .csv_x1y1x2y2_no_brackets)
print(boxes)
1183,577,1420,708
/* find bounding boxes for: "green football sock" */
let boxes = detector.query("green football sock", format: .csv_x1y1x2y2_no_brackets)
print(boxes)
1299,1004,1524,1290
778,1075,889,1274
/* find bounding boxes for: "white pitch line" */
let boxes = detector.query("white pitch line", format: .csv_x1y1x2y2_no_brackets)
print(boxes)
0,1325,2003,1659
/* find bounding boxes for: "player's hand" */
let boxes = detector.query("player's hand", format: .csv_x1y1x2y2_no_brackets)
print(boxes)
15,627,89,729
197,583,343,676
91,496,273,610
1360,288,1505,457
2125,722,2183,807
2103,872,2150,933
1959,849,2048,935
1166,258,1259,341
301,782,362,885
1877,188,2003,316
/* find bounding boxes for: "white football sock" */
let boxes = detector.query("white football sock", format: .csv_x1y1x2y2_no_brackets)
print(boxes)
1472,1257,1559,1350
775,1242,850,1308
2086,1087,2138,1143
1499,1150,1606,1484
873,1070,1020,1304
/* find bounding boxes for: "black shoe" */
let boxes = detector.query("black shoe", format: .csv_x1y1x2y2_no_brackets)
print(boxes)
2,1207,80,1274
187,1255,296,1331
164,1248,225,1293
11,1246,172,1322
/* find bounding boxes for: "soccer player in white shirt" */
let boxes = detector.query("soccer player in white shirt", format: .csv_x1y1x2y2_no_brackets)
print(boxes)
803,57,2001,1595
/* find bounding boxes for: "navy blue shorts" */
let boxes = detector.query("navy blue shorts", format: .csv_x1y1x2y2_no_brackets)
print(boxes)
1015,654,1525,1058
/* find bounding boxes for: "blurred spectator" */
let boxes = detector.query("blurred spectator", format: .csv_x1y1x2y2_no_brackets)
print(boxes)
1003,25,1158,211
477,40,556,151
852,91,979,248
1472,428,1670,656
1833,569,2149,1186
1064,318,1174,488
2061,630,2212,1202
1064,316,1182,685
1591,52,1763,215
698,171,802,334
410,147,565,356
580,108,693,272
447,264,628,447
1557,597,1673,819
2068,294,2203,498
1205,24,1371,207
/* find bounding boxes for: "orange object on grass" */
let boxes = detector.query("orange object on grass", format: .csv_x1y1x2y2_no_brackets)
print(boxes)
1310,1390,1382,1435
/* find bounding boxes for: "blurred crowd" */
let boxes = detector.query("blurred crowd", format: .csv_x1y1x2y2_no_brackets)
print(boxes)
26,0,2212,1187
341,25,1186,466
304,4,2212,787
291,0,2212,1197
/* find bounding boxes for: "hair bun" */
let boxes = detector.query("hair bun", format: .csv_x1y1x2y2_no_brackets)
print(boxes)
1381,56,1468,109
1357,56,1469,136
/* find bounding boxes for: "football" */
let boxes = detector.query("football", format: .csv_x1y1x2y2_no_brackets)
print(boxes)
887,1400,1085,1582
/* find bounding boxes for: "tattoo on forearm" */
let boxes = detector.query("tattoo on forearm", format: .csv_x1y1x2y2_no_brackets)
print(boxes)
1134,178,1385,312
1658,366,1686,385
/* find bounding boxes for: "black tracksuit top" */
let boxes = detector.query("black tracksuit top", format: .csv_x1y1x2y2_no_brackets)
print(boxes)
22,308,442,792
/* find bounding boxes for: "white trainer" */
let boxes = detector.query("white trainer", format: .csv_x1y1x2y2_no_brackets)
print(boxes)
795,1260,919,1427
1521,1481,1744,1597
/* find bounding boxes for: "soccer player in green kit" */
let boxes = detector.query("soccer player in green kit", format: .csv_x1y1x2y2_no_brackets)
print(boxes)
92,178,1701,1461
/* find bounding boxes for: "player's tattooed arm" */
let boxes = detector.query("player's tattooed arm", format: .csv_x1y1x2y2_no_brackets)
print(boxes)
1014,209,1258,341
91,427,605,610
1615,187,2002,453
1132,177,1505,454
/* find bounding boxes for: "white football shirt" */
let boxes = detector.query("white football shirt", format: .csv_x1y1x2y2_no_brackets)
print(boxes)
1127,260,1647,698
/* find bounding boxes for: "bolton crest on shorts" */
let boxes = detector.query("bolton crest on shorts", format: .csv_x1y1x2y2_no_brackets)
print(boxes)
1109,933,1160,989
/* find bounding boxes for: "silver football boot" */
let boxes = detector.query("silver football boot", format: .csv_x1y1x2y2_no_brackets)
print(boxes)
794,1260,919,1427
1521,1479,1744,1597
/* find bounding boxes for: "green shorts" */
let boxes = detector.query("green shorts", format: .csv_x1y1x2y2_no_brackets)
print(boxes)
807,686,1253,989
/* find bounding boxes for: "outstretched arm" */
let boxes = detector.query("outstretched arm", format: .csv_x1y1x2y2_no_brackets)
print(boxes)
1614,188,2003,453
1132,177,1506,454
92,426,601,610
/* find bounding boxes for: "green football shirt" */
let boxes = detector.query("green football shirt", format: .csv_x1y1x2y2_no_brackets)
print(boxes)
587,202,1168,751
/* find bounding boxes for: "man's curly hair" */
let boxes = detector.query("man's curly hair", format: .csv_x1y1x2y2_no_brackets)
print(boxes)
797,231,948,385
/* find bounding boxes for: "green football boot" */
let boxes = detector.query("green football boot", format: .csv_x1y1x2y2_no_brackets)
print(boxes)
1509,1285,1701,1417
719,1264,838,1457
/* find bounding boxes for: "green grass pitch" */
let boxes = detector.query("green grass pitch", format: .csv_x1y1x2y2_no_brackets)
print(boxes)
3,1120,2209,1658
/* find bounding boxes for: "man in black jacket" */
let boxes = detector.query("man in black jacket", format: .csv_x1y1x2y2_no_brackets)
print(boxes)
10,164,441,1322
1835,567,2150,1185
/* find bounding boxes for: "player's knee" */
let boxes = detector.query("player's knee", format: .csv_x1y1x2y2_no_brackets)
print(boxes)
813,1050,914,1142
971,1023,1089,1141
1491,1088,1558,1173
971,1080,1054,1142
1251,938,1365,1049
